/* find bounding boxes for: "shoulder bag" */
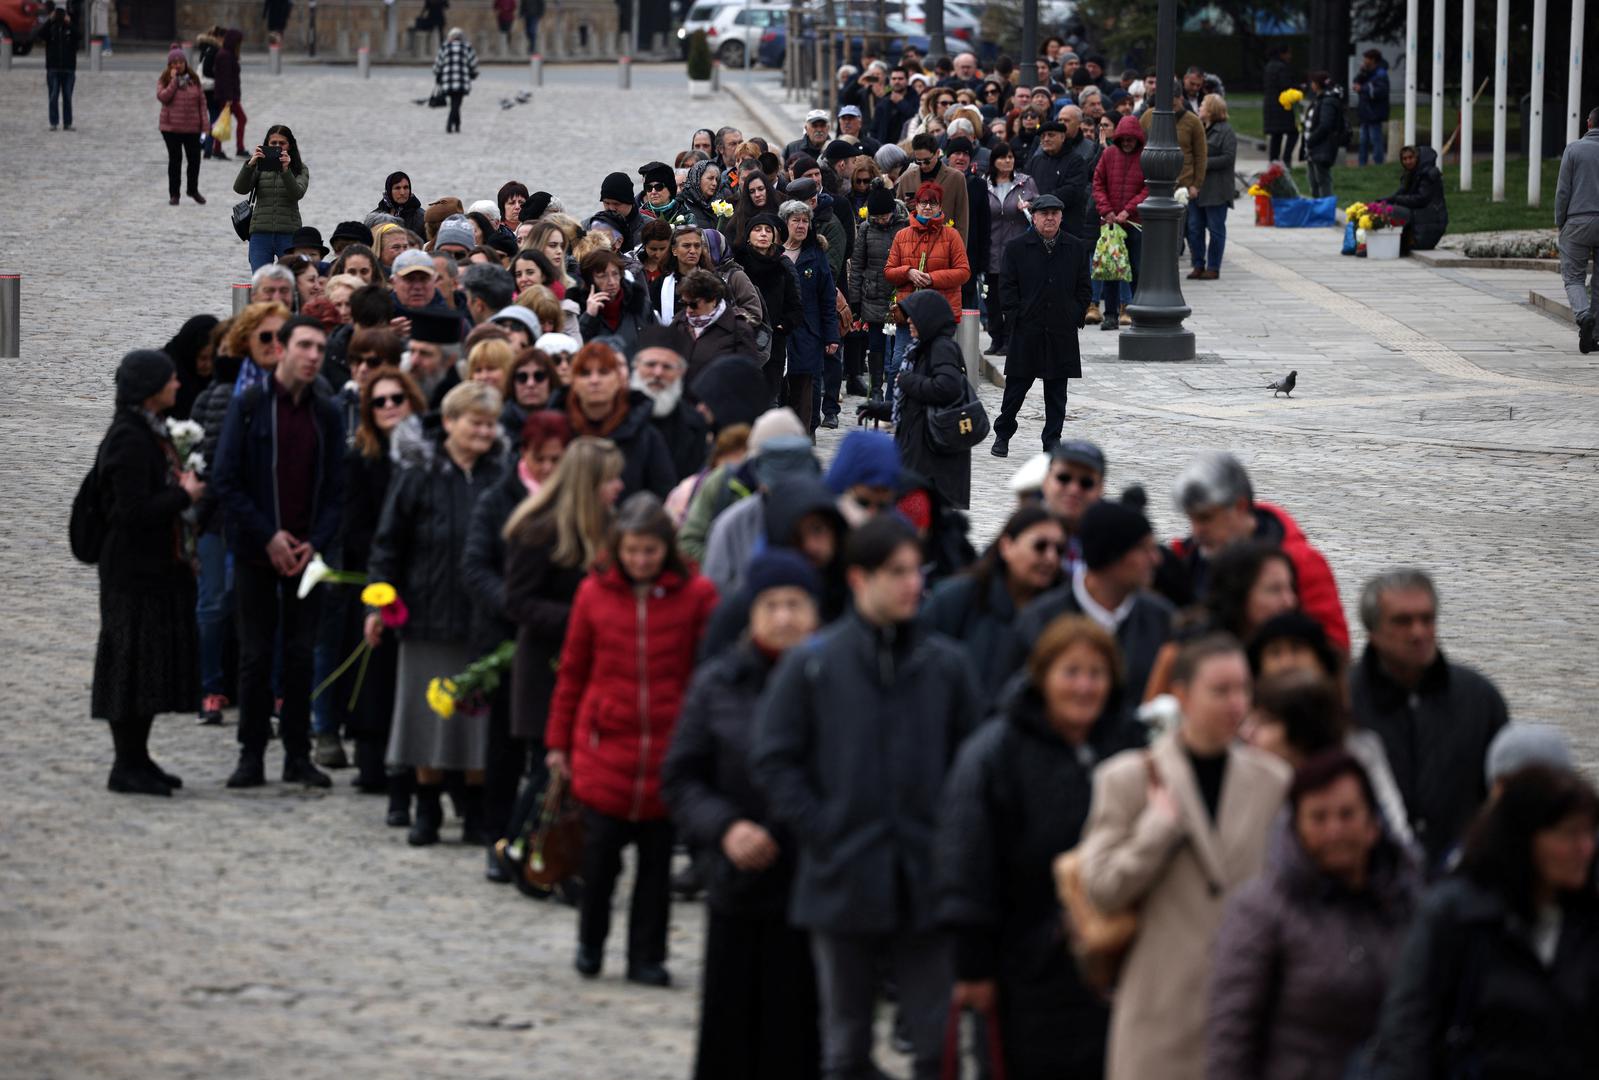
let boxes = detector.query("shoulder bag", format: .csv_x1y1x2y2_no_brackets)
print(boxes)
231,184,256,242
924,366,990,454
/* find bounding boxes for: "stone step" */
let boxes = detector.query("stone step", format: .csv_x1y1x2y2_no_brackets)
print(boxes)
1528,286,1575,324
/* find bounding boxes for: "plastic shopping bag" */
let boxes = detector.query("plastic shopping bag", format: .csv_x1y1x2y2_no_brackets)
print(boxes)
1091,223,1131,282
211,102,233,143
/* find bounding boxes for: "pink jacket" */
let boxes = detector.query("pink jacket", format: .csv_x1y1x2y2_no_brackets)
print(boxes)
157,75,208,134
1092,115,1149,224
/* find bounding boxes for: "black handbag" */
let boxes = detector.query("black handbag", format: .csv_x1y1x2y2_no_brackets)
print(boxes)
230,187,255,242
427,82,447,108
925,372,990,453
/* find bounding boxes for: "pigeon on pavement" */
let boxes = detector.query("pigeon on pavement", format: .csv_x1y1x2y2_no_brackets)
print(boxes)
1267,370,1297,398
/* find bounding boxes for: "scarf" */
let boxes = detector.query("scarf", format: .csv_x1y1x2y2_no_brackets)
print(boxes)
598,287,624,332
517,456,543,497
686,299,726,337
566,390,630,438
657,273,677,325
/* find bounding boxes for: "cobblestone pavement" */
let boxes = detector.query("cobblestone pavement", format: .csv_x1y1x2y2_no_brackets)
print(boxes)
1,57,1597,1080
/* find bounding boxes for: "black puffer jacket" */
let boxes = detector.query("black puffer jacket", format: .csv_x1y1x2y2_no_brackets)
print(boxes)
365,417,505,643
895,291,972,510
374,193,426,237
663,641,800,916
191,353,242,534
922,570,1057,697
847,200,909,324
935,684,1145,1078
579,390,679,499
1384,146,1449,250
460,465,532,652
734,243,803,338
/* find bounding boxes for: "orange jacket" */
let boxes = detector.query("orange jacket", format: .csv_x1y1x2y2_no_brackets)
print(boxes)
883,214,971,320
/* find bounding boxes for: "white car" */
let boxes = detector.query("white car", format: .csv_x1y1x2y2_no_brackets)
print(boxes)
888,0,983,44
677,1,790,68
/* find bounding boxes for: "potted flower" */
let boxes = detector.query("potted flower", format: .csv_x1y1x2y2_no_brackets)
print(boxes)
686,30,713,97
1357,201,1402,260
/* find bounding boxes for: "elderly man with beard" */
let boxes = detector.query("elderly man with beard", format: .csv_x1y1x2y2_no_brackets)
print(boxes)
632,339,709,481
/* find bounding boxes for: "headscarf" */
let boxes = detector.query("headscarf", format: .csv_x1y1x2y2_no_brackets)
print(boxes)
681,159,719,218
162,314,219,419
382,171,413,209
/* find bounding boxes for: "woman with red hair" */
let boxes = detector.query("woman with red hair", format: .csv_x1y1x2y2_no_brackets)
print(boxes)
563,342,677,498
884,181,971,321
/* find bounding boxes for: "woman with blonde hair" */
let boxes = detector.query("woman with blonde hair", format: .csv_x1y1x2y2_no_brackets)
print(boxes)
323,273,365,324
466,336,516,394
372,223,411,272
1188,93,1237,281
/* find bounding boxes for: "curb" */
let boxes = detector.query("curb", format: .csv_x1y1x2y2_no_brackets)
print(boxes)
1412,249,1560,273
1528,288,1575,325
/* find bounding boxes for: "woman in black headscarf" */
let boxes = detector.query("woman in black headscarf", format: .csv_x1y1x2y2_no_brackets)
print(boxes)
162,314,219,420
374,170,426,236
90,350,206,796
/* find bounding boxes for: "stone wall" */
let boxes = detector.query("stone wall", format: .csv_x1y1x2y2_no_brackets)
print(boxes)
169,0,624,59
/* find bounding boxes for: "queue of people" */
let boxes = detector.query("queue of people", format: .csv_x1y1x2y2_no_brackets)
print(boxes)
79,62,1599,1080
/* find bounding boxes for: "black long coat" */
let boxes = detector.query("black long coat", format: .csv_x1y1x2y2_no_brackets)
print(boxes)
502,515,588,742
1262,58,1298,135
895,291,973,510
998,229,1092,381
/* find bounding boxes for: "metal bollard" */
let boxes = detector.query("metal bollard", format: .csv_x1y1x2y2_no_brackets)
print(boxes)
383,4,397,59
0,37,10,73
89,37,103,71
358,44,370,78
269,42,282,74
617,54,630,89
711,59,721,91
231,283,254,315
956,309,981,384
0,272,19,359
529,53,543,86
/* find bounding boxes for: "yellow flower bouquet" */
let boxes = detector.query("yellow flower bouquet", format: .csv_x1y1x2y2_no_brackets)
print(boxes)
426,641,518,719
1278,88,1303,110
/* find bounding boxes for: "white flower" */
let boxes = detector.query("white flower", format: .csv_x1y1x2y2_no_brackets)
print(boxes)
166,418,205,458
1173,187,1190,207
1355,227,1367,244
185,451,206,476
297,553,334,600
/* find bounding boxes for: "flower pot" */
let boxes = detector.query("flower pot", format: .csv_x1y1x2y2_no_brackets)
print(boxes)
1365,230,1401,261
1254,194,1274,226
688,77,713,98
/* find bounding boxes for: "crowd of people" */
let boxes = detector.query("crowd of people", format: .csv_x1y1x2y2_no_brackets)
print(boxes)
79,36,1599,1080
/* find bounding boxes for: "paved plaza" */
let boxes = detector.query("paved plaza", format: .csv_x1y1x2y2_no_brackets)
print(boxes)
0,54,1596,1079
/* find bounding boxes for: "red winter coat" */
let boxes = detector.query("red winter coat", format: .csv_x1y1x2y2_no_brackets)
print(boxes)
157,74,208,135
546,565,719,821
884,213,971,321
1093,115,1149,224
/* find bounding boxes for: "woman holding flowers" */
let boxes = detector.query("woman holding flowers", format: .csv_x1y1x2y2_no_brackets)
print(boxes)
546,492,718,987
679,160,724,231
365,381,506,847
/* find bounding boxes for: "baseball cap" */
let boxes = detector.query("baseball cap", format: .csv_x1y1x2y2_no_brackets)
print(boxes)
392,249,438,278
838,104,862,118
805,108,830,124
491,306,541,337
1051,439,1106,475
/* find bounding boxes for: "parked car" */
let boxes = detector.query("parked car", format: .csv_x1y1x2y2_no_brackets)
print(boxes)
758,11,997,72
677,0,790,67
1,0,43,54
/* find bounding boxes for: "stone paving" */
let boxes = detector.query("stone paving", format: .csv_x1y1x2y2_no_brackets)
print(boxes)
1,55,1597,1080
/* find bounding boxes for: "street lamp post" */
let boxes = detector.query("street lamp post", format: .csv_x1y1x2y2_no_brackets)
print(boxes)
1120,0,1194,362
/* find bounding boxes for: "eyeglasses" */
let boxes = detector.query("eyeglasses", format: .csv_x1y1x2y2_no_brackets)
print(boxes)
370,393,407,409
1030,538,1066,555
514,368,550,385
1050,471,1099,490
257,330,277,344
350,353,378,365
983,86,1000,95
913,156,936,167
645,181,669,192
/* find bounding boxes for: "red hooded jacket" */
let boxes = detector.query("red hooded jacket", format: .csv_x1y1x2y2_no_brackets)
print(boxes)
546,565,719,820
1093,115,1149,223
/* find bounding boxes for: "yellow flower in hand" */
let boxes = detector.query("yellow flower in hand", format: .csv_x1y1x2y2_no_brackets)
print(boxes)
426,677,457,719
858,206,868,219
362,582,397,607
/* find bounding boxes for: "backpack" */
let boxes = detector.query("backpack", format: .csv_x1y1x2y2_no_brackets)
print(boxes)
69,446,107,564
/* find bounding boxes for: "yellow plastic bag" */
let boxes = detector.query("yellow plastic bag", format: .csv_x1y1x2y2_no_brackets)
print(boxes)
211,103,233,142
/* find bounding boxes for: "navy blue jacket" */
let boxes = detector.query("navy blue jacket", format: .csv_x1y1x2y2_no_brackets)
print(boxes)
1356,63,1390,123
210,380,345,561
784,238,839,378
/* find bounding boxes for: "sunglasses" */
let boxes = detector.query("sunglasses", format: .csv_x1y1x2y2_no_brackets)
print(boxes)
686,297,716,310
645,182,669,192
1051,471,1099,490
852,176,873,185
350,353,378,365
371,393,407,409
257,330,277,344
913,156,937,167
514,368,550,385
1030,538,1066,555
851,494,894,513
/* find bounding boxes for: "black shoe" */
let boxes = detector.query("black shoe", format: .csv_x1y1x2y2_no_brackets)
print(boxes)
821,415,839,429
485,846,511,883
670,862,704,902
226,753,266,789
846,376,870,397
1579,314,1596,355
211,149,230,160
386,805,411,828
283,757,333,788
626,962,671,988
108,763,172,797
145,759,183,790
990,436,1009,458
408,784,443,846
574,945,602,977
386,773,413,827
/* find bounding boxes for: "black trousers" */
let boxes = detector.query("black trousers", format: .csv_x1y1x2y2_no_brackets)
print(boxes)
110,714,155,766
993,372,1069,450
162,131,202,198
694,907,821,1080
235,559,320,759
578,808,674,966
1267,130,1298,165
484,687,528,844
785,373,815,431
762,334,788,407
446,90,464,132
984,273,1008,346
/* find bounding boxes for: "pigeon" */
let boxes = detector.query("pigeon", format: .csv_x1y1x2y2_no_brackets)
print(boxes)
499,98,515,110
515,90,533,103
1267,370,1297,398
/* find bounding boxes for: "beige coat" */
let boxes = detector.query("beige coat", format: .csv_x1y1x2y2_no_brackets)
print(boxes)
1141,107,1209,192
1077,732,1290,1080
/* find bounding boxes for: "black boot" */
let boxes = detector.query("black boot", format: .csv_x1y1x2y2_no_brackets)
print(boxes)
408,783,443,846
352,737,388,794
459,784,490,845
226,750,266,788
386,769,413,827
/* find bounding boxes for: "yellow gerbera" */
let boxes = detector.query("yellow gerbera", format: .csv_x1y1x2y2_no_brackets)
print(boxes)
362,582,397,607
1358,215,1374,230
426,677,457,719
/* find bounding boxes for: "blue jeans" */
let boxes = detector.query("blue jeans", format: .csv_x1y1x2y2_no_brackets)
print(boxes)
1359,122,1386,165
46,69,75,128
817,345,844,421
196,532,234,697
1186,205,1229,270
249,231,296,271
1091,279,1132,305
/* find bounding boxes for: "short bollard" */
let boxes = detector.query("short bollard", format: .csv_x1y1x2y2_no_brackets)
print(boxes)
617,55,631,89
0,36,11,72
0,272,19,359
530,53,543,86
89,37,103,71
357,44,370,78
269,42,282,74
231,283,253,315
711,59,721,91
957,309,981,383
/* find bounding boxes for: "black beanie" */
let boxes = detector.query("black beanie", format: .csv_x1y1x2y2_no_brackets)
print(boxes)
638,161,677,199
523,190,553,221
600,171,635,204
790,154,821,178
745,211,787,245
116,349,176,407
866,186,897,216
1079,499,1152,571
744,547,821,602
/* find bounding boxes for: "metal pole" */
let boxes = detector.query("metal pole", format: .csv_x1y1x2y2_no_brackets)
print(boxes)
530,53,543,86
618,54,631,88
1430,0,1443,150
1403,0,1417,146
269,42,282,74
925,0,945,60
0,35,11,73
1527,0,1546,206
1571,0,1587,145
1491,0,1507,201
358,42,370,78
384,0,397,59
0,273,18,359
1019,0,1037,88
231,283,253,315
1120,0,1193,362
89,37,102,72
1461,0,1474,189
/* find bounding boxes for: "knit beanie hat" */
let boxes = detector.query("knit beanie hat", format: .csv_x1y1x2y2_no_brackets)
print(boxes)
600,171,635,204
434,214,476,251
748,407,807,453
1486,724,1574,785
874,143,908,173
524,191,553,220
116,349,176,407
789,154,821,178
1079,499,1152,571
638,161,677,199
824,430,901,494
745,212,787,245
866,186,897,216
167,46,186,65
744,548,821,602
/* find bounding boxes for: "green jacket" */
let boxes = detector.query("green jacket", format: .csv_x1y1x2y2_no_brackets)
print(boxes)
233,161,310,236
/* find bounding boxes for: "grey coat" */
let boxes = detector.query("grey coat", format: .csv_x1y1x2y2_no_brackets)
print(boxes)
986,174,1039,271
846,200,909,324
1556,127,1599,227
1195,121,1238,208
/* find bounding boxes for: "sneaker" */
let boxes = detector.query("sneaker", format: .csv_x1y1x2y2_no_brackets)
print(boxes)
820,415,839,429
1119,312,1133,327
989,436,1009,458
283,756,333,788
1084,302,1102,325
313,732,349,769
198,693,228,726
226,753,266,789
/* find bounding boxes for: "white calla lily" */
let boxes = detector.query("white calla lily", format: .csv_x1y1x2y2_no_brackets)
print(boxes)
297,553,334,599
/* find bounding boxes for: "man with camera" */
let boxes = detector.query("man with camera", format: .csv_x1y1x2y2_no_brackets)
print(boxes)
34,1,79,132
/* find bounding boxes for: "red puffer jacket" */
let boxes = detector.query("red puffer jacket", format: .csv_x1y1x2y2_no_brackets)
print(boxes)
157,74,209,135
1093,115,1149,223
546,565,719,821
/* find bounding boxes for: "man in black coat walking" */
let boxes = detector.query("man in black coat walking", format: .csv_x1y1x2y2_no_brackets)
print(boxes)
991,195,1091,457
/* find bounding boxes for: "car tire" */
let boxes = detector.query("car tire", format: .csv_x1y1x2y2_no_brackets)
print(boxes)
719,40,744,67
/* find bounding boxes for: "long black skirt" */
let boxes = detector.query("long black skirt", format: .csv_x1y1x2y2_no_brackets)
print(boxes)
92,582,199,725
694,907,820,1080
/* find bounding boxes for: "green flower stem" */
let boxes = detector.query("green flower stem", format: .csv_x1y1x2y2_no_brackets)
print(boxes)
312,640,370,701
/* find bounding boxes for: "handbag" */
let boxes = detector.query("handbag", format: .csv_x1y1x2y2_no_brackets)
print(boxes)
68,445,107,565
940,998,1006,1080
230,186,255,243
514,772,585,891
1054,847,1139,995
924,368,990,454
427,82,447,108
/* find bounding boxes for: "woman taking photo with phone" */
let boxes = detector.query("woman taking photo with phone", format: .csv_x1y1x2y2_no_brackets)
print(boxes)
234,123,310,270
